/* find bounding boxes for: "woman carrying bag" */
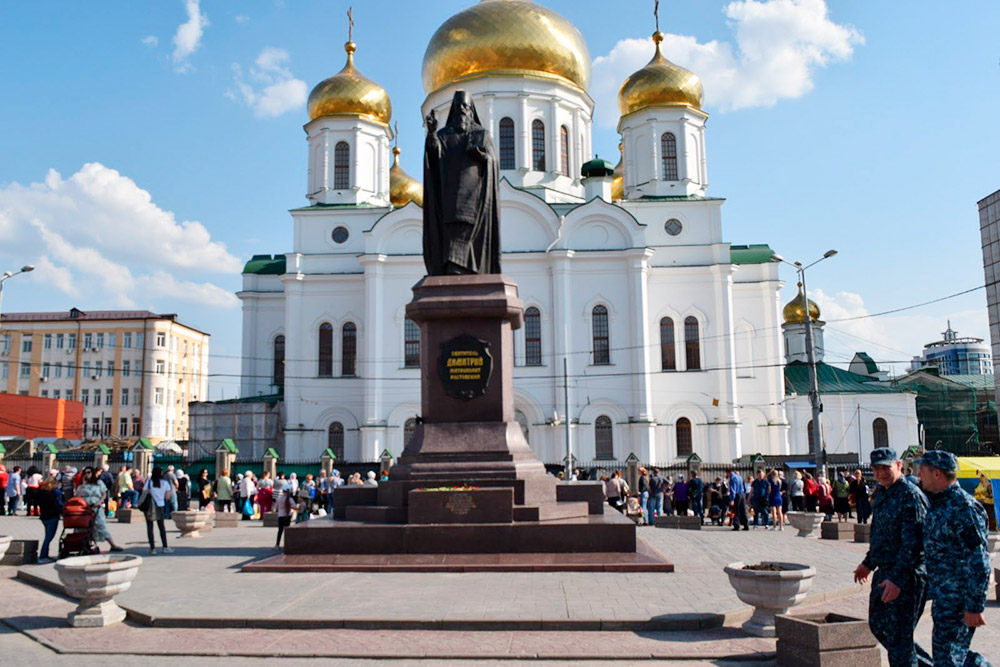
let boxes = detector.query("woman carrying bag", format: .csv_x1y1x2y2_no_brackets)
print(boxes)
137,466,174,555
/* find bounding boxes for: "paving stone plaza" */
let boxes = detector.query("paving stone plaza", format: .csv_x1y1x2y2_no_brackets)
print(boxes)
1,513,997,664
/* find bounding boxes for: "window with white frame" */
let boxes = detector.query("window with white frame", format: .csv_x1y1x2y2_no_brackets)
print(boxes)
156,332,165,347
96,333,104,349
108,332,116,348
43,334,52,349
155,360,165,375
67,334,76,349
154,387,164,405
81,389,89,406
22,335,32,353
105,388,113,406
122,361,130,377
42,363,50,378
20,363,30,378
123,332,132,349
56,333,64,349
83,333,92,349
54,362,62,378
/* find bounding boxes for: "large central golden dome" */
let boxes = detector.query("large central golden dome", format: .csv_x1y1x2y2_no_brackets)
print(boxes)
422,0,591,95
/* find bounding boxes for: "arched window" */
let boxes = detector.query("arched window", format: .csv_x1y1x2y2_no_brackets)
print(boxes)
515,409,530,443
318,323,333,376
676,417,692,457
684,316,700,370
595,415,613,459
334,141,350,190
592,305,610,365
524,307,542,366
660,317,676,371
342,322,357,376
872,418,889,448
559,125,569,176
403,418,417,447
499,117,515,170
272,335,285,388
404,318,420,368
531,119,546,171
807,419,815,449
328,422,345,460
661,133,678,181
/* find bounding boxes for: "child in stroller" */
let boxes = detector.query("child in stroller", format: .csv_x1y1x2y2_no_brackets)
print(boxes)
708,504,724,526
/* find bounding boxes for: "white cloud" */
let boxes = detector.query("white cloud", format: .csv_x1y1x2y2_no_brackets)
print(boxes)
591,0,863,125
0,163,241,310
141,35,158,47
229,47,307,118
808,288,989,376
172,0,209,73
234,14,250,25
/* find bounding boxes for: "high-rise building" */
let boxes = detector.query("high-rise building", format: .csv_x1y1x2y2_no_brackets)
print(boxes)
0,308,209,443
979,188,1000,414
909,322,993,376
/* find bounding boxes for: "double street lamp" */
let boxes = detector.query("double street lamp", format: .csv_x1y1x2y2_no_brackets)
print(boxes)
770,250,837,474
0,265,36,335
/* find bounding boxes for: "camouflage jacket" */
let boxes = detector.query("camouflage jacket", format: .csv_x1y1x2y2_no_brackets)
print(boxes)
923,483,991,613
862,477,928,584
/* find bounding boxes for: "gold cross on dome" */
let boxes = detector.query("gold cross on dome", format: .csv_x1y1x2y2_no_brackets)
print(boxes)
654,0,660,32
347,6,354,42
394,121,399,149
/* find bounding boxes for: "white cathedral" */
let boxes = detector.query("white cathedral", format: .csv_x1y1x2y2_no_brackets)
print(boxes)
236,0,913,464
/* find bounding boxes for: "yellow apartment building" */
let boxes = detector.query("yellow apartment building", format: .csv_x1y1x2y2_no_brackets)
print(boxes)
0,308,209,444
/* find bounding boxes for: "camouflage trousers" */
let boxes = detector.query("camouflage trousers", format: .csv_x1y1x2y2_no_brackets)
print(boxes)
930,596,991,667
869,569,933,667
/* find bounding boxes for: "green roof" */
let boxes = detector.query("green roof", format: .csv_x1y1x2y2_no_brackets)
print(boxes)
211,393,282,406
580,157,614,178
0,442,6,454
731,244,776,265
941,374,995,391
322,448,337,460
265,448,280,459
785,361,902,395
44,443,59,454
242,254,286,275
98,444,111,455
217,438,238,454
853,352,880,375
633,194,725,202
134,437,155,450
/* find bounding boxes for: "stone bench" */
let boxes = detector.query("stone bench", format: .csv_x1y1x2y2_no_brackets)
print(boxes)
854,523,871,543
820,521,854,540
213,512,239,528
0,539,38,566
116,508,143,523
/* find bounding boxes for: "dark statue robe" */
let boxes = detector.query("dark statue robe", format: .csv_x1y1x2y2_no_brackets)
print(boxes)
422,92,502,276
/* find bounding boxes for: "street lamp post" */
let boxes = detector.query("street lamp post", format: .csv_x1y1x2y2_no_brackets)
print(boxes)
771,251,837,475
0,265,35,337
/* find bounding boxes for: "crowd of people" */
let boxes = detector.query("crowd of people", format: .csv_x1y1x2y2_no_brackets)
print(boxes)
596,465,878,529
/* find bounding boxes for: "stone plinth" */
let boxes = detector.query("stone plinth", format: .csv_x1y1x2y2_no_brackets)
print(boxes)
262,512,279,527
556,481,606,515
54,554,142,627
116,508,142,524
408,488,514,524
775,612,879,667
853,523,870,543
821,521,854,540
213,512,239,528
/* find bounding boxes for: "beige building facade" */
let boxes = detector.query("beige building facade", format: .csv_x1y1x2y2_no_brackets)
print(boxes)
0,308,209,443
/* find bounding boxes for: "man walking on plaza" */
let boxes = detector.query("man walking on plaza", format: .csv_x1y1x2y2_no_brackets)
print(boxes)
688,471,704,524
916,450,991,666
853,447,931,667
727,468,748,530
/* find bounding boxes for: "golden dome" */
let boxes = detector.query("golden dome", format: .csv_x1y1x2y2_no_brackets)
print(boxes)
782,283,821,324
611,143,623,201
618,32,704,116
389,147,423,207
422,0,591,95
307,41,391,124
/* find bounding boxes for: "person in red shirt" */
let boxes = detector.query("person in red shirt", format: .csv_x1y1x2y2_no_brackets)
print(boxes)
803,472,819,512
0,466,8,509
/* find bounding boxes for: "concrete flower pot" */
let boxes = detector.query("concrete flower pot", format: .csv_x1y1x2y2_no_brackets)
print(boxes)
775,612,879,666
172,510,211,538
724,561,816,637
0,535,12,561
786,511,824,538
54,554,142,627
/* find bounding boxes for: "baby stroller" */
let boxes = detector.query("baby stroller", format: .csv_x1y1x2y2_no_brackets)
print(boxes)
58,497,99,559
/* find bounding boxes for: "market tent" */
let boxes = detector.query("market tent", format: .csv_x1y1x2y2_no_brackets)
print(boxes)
957,456,1000,479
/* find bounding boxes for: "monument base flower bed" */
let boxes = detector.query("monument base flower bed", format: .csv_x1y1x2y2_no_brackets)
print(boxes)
408,487,514,524
54,554,142,627
724,561,815,637
775,612,879,667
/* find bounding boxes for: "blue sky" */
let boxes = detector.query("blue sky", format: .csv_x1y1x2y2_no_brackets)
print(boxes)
1,0,998,398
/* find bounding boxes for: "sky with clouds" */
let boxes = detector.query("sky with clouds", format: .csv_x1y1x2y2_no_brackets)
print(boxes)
1,0,998,397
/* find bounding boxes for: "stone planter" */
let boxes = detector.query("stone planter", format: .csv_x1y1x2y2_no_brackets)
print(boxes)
172,510,211,538
821,521,854,540
213,512,239,528
853,523,871,543
54,554,142,627
775,612,879,667
0,535,11,562
724,561,816,637
786,512,824,538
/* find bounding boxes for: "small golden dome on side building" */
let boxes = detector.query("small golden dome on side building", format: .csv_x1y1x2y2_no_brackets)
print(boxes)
308,41,392,124
618,31,704,117
422,0,591,95
389,147,423,207
782,283,821,324
611,142,624,201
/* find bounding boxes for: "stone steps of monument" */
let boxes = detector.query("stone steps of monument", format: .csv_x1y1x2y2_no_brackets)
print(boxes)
513,502,590,523
344,505,408,524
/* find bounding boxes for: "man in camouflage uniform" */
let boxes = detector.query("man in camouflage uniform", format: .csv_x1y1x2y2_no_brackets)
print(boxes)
916,450,991,667
854,447,932,667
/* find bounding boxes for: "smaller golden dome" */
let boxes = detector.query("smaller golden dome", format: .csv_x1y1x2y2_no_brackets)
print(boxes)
389,147,423,207
618,31,704,116
611,143,623,201
307,41,391,124
783,283,821,324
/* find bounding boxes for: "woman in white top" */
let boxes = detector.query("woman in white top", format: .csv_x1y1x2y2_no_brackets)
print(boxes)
138,466,174,554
